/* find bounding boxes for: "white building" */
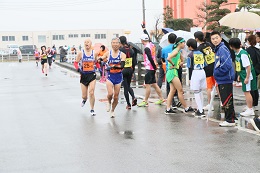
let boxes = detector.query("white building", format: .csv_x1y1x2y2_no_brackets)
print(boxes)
0,29,125,50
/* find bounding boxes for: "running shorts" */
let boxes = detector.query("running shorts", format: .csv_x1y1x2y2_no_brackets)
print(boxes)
206,76,216,90
80,72,96,86
41,59,47,65
145,70,156,84
166,68,178,83
190,70,206,91
108,72,123,85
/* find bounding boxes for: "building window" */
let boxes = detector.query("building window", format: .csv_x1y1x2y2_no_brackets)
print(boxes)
69,34,79,38
38,35,46,43
22,36,29,41
113,34,119,38
2,36,8,41
59,35,64,40
9,36,15,41
101,34,106,39
2,36,15,41
81,34,91,37
53,35,64,40
95,34,106,39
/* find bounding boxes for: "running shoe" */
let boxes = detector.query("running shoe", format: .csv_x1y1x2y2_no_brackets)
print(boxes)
110,111,115,118
219,121,236,127
176,101,182,108
45,74,47,76
81,100,86,107
240,108,255,117
132,98,137,106
126,105,131,110
194,109,206,118
164,109,176,115
184,106,194,113
90,110,96,116
155,99,165,105
171,101,177,110
42,69,44,73
137,101,148,107
107,103,111,112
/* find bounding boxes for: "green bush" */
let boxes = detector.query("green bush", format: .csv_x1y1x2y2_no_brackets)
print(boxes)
165,18,193,31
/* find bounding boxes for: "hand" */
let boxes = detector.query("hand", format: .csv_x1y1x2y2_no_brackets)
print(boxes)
179,62,184,68
244,78,249,84
169,66,175,70
106,66,111,71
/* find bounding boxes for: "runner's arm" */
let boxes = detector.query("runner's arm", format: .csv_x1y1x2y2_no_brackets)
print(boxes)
74,52,82,70
180,53,184,67
144,47,157,70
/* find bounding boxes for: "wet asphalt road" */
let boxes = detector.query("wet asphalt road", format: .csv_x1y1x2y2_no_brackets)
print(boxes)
0,62,260,173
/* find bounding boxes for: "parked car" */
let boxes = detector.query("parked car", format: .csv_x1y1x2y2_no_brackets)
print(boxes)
19,45,36,55
7,44,20,55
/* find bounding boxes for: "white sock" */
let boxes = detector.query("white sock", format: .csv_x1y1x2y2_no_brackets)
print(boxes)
194,92,203,113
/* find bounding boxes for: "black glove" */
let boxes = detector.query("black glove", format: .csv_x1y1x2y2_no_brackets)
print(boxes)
77,68,83,75
141,23,145,29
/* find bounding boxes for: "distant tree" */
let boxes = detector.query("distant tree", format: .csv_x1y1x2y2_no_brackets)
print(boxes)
165,18,193,31
196,1,210,29
150,15,164,42
238,0,260,11
163,5,173,25
197,0,231,32
238,0,260,15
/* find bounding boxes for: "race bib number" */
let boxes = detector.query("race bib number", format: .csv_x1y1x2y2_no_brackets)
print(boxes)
235,61,241,72
83,61,94,71
194,54,204,65
124,58,132,68
205,53,215,64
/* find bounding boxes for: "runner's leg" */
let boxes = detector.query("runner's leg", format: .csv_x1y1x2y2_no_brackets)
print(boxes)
111,83,121,112
88,80,96,110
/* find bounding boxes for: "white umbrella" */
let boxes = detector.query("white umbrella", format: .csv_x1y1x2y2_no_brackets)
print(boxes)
219,11,260,29
159,30,194,48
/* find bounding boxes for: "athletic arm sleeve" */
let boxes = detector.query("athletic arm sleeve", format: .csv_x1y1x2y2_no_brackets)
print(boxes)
144,47,156,70
74,61,79,70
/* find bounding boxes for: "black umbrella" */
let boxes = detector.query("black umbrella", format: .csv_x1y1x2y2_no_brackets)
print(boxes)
128,42,143,54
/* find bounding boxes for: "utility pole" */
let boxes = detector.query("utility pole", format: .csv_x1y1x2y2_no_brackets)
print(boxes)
142,0,146,24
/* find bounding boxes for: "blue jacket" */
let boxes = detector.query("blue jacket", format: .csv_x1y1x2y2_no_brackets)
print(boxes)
213,42,235,84
162,44,175,71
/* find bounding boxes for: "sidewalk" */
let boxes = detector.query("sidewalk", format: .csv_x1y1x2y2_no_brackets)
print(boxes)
55,62,259,134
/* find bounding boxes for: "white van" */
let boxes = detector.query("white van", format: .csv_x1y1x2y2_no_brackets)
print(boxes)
7,44,19,55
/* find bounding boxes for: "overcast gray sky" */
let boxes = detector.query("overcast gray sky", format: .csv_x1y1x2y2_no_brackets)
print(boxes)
0,0,163,42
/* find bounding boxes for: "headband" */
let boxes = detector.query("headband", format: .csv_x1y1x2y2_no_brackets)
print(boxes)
176,38,185,45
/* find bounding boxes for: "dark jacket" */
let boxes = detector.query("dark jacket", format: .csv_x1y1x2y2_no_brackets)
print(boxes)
213,42,235,85
60,47,66,56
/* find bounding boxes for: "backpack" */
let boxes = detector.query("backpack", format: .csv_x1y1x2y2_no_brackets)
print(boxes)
253,47,260,75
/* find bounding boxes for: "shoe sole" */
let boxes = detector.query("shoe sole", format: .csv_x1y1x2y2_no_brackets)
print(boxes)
219,123,235,127
250,119,260,132
164,111,176,115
